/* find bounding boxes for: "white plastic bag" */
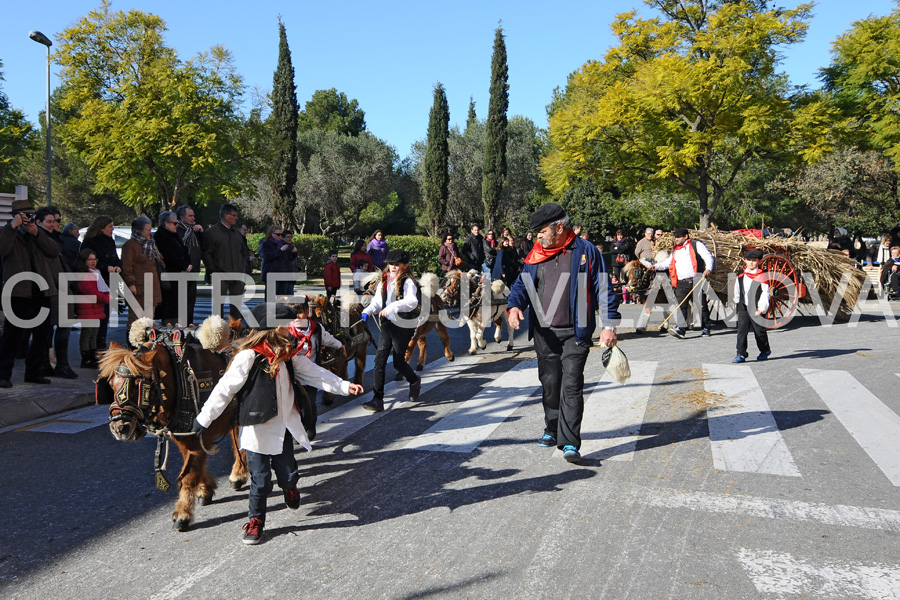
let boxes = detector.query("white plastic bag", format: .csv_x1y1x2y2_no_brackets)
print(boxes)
600,343,631,384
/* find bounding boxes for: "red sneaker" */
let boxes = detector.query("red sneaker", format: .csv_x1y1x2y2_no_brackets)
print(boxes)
284,488,301,510
241,517,264,545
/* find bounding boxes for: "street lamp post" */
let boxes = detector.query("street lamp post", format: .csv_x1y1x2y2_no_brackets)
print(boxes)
29,30,52,207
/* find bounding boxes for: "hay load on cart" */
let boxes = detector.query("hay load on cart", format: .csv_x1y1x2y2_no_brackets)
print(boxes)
654,227,867,326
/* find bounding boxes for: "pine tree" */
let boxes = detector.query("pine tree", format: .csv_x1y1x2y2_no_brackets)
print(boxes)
466,96,477,131
482,25,508,230
271,19,298,227
424,82,450,236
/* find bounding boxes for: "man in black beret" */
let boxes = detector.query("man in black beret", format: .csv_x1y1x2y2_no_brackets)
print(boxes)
732,249,771,362
507,202,621,464
653,227,715,338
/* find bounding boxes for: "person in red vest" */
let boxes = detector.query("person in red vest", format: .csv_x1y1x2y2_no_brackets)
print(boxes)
653,227,714,338
731,249,771,362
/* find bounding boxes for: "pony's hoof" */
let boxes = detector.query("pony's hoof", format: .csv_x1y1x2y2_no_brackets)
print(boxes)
478,341,487,349
468,349,477,355
197,495,213,506
506,345,513,351
415,364,423,372
173,518,191,532
447,355,454,362
230,479,246,491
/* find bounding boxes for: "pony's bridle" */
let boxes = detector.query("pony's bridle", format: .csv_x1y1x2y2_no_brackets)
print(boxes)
108,361,162,437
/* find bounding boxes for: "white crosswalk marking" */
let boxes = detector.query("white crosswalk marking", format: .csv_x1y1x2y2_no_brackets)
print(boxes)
800,368,900,486
403,358,539,453
579,361,657,461
737,548,900,599
703,363,801,477
314,355,484,446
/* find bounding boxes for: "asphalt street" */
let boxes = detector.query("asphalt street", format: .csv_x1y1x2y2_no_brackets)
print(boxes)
1,297,899,600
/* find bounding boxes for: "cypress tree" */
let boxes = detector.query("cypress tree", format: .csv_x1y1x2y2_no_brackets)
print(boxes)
466,96,477,131
424,82,450,236
271,19,298,227
481,24,508,231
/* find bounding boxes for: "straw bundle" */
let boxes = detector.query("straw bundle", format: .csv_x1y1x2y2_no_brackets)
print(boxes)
655,227,866,320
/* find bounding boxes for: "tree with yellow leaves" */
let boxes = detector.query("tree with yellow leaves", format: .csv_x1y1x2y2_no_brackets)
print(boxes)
543,0,835,229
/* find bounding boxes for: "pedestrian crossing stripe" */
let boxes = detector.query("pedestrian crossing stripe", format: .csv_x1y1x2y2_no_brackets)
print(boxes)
578,360,657,462
704,363,801,477
800,368,900,486
403,358,539,453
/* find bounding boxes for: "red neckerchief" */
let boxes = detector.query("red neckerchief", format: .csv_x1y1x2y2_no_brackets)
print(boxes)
251,340,302,373
524,230,577,264
673,237,691,252
739,267,766,282
288,320,318,357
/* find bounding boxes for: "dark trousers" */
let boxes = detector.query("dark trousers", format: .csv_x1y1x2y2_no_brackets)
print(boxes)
675,277,710,329
0,296,53,380
186,280,198,325
246,434,299,523
532,327,590,450
735,308,770,358
97,302,110,349
217,279,246,321
45,298,73,368
372,320,416,400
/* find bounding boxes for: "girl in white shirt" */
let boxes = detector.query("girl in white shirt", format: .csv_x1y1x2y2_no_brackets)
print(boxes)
360,249,421,412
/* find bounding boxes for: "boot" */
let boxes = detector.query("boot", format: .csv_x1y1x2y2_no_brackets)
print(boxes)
54,345,79,379
81,351,95,369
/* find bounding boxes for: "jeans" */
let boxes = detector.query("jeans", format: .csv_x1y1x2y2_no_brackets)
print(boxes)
246,434,299,523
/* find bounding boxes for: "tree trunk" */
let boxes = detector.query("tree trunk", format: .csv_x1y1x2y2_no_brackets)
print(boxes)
698,174,710,230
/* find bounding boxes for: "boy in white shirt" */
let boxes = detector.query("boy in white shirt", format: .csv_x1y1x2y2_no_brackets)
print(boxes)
731,249,771,363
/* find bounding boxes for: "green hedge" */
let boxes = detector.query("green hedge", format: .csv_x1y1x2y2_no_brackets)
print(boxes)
293,234,334,276
388,235,442,275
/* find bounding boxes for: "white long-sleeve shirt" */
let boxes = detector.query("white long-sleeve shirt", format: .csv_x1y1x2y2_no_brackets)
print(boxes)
732,270,770,313
196,349,351,454
654,240,714,280
363,275,418,323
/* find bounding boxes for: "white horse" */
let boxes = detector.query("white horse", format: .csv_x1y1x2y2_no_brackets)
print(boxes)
462,274,515,355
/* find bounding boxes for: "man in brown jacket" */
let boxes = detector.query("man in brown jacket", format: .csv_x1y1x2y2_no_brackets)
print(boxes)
202,203,249,320
0,200,60,388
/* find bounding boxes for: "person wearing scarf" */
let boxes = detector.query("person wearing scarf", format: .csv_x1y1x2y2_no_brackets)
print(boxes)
359,249,421,413
507,203,620,465
367,230,390,269
192,302,363,545
73,248,111,368
287,295,345,409
732,249,771,362
653,227,715,339
121,216,166,337
175,205,205,324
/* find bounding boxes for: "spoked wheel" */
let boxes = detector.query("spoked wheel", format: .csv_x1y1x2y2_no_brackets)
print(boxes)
759,253,799,329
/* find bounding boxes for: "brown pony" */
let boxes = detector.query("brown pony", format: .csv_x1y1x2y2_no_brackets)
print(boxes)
440,269,513,355
404,272,454,371
310,294,372,401
621,260,654,304
99,328,248,531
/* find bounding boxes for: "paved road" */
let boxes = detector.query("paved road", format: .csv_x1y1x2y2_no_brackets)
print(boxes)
1,301,899,599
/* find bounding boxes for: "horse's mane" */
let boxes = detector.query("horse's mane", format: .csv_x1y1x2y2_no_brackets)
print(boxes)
98,344,154,380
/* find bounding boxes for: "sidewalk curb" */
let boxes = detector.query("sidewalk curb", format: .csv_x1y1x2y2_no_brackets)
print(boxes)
0,391,95,431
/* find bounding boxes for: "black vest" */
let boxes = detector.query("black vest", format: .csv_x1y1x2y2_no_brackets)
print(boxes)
236,353,314,431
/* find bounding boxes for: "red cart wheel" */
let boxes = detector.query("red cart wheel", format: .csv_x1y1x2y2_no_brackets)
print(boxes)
758,253,799,329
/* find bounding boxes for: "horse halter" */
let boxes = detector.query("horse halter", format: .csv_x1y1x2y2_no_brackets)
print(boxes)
108,360,162,435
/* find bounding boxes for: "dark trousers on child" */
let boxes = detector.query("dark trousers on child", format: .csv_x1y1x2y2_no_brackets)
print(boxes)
735,308,770,359
532,326,590,451
246,434,299,523
372,320,417,400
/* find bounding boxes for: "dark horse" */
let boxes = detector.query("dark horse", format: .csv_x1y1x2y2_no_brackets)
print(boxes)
310,294,372,402
98,322,249,531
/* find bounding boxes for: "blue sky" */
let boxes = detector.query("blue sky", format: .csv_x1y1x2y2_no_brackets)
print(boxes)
1,0,897,160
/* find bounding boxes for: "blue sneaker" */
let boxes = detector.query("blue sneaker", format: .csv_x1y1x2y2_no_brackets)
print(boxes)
732,356,746,363
538,434,556,447
757,351,771,361
562,445,581,463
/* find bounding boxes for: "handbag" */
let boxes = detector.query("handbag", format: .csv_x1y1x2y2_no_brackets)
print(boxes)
453,256,463,266
615,253,627,265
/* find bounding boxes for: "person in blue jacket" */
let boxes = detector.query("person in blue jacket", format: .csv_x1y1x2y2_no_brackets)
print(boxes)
506,203,620,464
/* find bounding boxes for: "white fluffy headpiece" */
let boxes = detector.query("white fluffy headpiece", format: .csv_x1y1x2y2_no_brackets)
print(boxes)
128,317,155,347
420,272,440,298
196,315,231,351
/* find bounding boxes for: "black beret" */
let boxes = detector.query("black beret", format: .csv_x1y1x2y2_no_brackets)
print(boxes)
673,227,689,237
249,302,295,330
529,203,567,230
385,249,410,264
744,249,764,260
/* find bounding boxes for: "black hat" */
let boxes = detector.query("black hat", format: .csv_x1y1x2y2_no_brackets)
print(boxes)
744,249,764,260
673,227,689,237
249,302,294,330
385,249,410,264
529,203,567,231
